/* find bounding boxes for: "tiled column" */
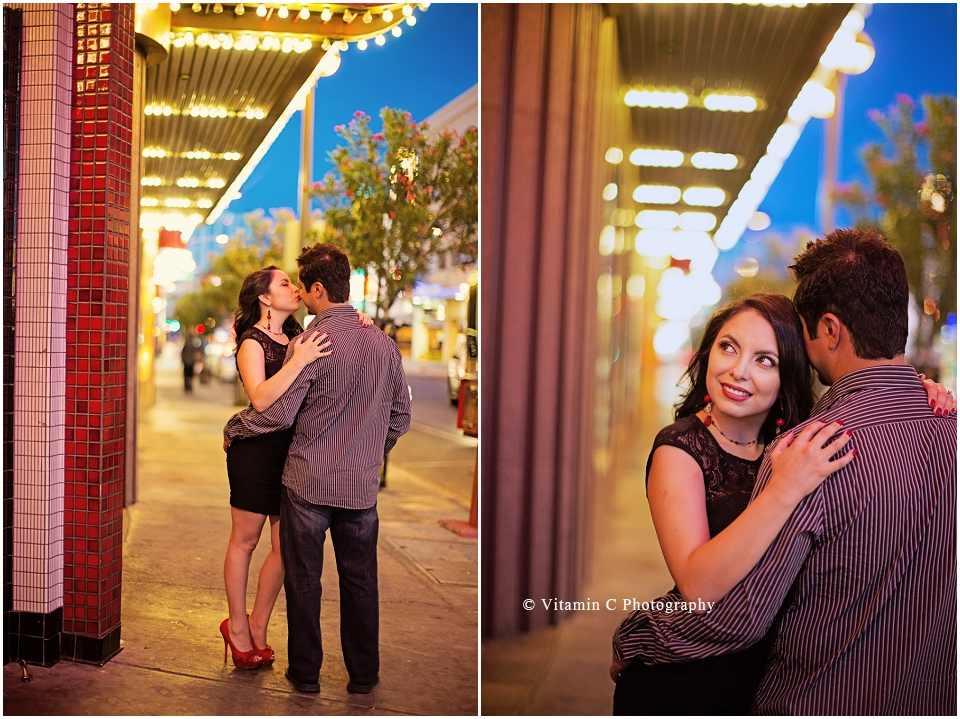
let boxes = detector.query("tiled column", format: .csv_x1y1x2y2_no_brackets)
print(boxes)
6,2,74,667
61,2,135,665
480,4,628,637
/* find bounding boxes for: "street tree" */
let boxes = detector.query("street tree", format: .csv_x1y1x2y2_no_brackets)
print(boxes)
834,94,956,372
310,107,478,321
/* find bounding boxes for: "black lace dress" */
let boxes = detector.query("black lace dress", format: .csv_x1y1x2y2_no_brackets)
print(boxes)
226,327,298,516
613,415,773,716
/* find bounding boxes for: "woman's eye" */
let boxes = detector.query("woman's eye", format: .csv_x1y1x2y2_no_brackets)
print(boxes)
758,356,777,367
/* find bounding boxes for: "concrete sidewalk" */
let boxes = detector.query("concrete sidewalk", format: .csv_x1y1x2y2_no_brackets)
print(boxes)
4,368,478,716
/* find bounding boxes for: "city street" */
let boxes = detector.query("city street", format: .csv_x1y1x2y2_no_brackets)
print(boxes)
3,361,478,716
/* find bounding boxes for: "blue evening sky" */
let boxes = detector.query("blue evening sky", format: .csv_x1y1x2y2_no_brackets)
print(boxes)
760,2,957,236
203,2,478,234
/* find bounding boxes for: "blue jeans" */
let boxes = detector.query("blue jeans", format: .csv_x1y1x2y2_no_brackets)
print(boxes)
280,486,379,685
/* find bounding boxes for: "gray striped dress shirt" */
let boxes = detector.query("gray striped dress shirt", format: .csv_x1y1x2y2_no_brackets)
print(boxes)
224,305,411,510
614,365,956,715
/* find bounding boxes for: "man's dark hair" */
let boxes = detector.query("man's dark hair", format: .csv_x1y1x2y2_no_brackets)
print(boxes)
296,243,351,303
789,227,908,360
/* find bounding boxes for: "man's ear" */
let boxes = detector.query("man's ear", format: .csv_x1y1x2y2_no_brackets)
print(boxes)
312,281,325,299
819,313,842,351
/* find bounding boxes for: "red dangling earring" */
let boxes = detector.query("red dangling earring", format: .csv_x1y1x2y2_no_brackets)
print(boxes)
267,308,271,332
702,394,713,425
775,398,786,434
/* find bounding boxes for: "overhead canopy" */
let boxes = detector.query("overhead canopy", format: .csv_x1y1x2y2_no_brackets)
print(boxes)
139,2,428,236
607,2,852,242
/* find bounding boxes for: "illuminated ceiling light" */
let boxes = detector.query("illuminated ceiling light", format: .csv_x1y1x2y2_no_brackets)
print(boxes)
317,48,341,76
363,10,373,23
636,210,679,230
140,197,159,207
170,2,181,11
299,6,310,19
282,37,294,52
319,7,332,21
207,178,226,188
605,147,623,164
624,89,688,109
213,3,223,13
840,8,865,34
173,36,186,48
177,177,201,187
678,211,717,232
598,225,616,256
375,34,386,46
235,3,244,15
402,4,413,16
630,148,684,167
750,156,782,188
277,5,289,19
391,26,402,37
254,109,266,120
192,3,202,12
141,176,162,186
747,211,771,231
820,28,875,75
337,39,348,51
382,9,394,22
602,183,618,201
633,184,682,204
216,234,229,244
165,198,192,208
703,93,758,112
682,187,726,207
691,152,738,170
162,106,172,116
197,199,214,209
406,15,416,26
357,38,368,50
256,4,267,17
420,1,430,8
765,125,800,159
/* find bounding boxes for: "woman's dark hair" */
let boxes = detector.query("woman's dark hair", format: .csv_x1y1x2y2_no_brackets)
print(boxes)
675,293,815,443
233,265,303,346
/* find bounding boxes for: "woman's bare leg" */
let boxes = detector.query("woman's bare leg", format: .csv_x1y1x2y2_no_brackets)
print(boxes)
224,507,268,652
248,514,283,649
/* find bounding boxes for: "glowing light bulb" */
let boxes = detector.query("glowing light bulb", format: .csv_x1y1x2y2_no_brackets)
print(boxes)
375,34,385,46
277,5,288,19
391,25,402,37
213,3,223,13
299,6,309,19
170,2,181,11
256,4,267,17
406,15,416,26
363,10,373,23
235,3,244,15
382,9,393,22
321,7,332,21
402,4,413,16
357,38,368,50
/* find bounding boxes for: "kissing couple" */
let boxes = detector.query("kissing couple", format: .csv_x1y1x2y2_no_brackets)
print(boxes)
218,243,411,695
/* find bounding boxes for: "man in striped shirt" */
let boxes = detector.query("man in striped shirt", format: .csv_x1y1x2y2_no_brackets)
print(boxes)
224,244,410,695
613,228,956,714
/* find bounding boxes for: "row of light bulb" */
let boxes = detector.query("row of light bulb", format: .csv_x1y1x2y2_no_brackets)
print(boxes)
141,197,215,209
140,210,204,239
624,89,760,113
171,31,313,53
168,3,431,23
605,147,739,171
143,148,242,161
712,6,872,251
630,185,726,207
144,104,266,120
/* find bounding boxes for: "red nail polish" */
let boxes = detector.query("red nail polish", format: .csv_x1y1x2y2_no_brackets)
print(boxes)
931,400,936,407
837,420,843,426
846,430,852,437
850,449,856,455
935,408,942,416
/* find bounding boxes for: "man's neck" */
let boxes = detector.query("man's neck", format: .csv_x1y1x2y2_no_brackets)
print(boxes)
311,299,349,315
829,353,907,384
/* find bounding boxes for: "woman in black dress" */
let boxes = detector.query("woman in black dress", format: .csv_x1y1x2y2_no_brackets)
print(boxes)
219,265,369,669
611,293,953,714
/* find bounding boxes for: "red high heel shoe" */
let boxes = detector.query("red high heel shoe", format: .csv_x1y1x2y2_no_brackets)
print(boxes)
219,618,263,670
248,615,275,666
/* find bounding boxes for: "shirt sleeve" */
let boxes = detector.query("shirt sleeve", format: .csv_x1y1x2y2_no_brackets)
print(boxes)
384,343,411,455
223,360,315,441
613,453,825,664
